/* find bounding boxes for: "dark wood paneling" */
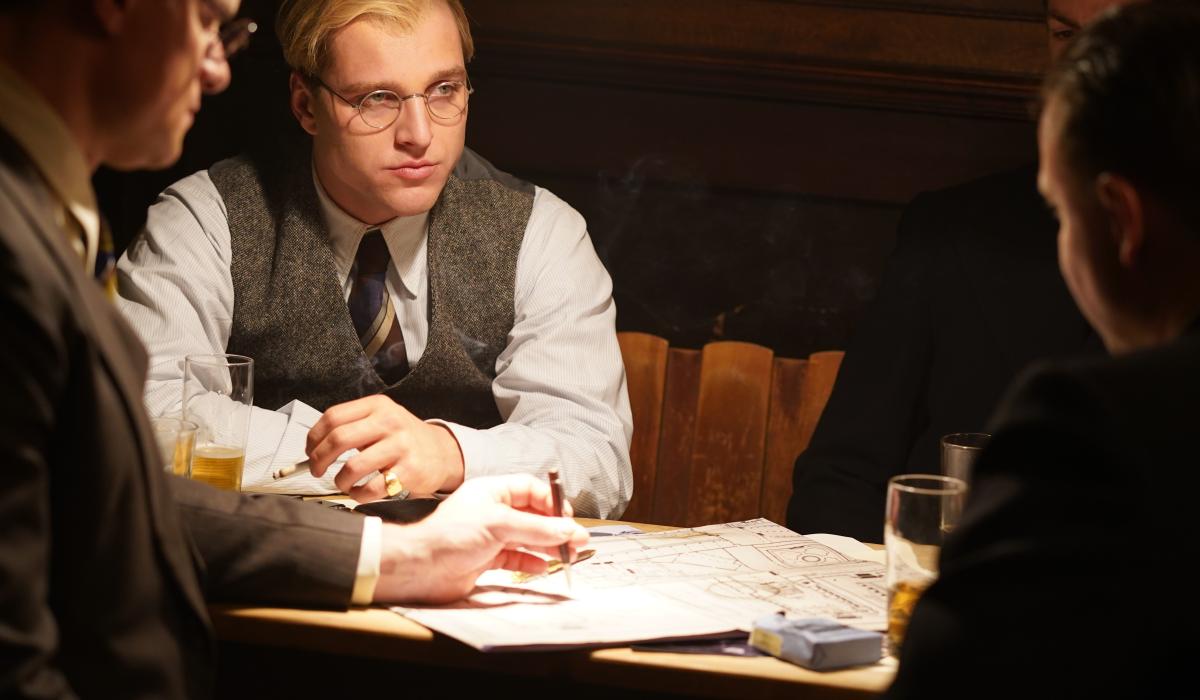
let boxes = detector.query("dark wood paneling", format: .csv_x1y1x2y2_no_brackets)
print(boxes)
96,0,1049,359
461,0,1044,354
465,0,1046,119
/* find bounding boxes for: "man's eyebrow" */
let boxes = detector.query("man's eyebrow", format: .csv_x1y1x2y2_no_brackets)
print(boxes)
1048,12,1082,29
339,68,468,95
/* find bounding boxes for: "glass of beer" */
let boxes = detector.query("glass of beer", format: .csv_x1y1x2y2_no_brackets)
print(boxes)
884,474,967,656
150,416,197,477
941,432,991,486
183,354,253,491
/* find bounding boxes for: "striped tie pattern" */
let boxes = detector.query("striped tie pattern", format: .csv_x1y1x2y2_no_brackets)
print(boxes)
95,217,116,301
347,230,410,384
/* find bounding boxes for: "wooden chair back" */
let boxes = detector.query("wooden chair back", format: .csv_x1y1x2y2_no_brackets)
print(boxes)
616,332,843,526
615,332,668,523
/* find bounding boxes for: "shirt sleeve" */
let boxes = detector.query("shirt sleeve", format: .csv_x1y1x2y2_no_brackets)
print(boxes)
429,187,634,519
115,171,287,457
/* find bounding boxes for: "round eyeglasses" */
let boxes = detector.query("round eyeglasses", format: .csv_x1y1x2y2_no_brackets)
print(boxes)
219,18,258,60
311,76,473,129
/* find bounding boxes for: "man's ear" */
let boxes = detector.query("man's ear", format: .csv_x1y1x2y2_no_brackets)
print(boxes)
92,0,132,35
1096,172,1145,268
289,71,319,136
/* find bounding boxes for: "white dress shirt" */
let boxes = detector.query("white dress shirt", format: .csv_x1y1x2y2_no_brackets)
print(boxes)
116,166,633,519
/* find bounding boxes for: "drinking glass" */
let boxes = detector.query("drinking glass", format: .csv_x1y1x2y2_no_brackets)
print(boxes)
885,474,967,656
150,416,197,477
183,354,253,491
940,432,991,486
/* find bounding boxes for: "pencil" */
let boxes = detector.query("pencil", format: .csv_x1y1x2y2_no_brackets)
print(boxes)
271,460,311,480
547,468,573,591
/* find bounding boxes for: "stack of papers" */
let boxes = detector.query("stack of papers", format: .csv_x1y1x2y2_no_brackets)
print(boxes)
241,400,348,496
394,519,887,651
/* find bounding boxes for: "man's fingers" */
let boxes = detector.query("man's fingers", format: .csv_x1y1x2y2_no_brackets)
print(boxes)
308,418,385,476
490,550,552,575
487,511,588,551
347,472,389,503
305,396,384,453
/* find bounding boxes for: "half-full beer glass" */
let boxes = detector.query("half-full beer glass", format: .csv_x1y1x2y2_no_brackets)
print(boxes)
885,474,967,655
183,354,253,491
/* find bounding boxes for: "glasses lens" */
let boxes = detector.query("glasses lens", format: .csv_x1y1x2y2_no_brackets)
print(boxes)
360,90,402,129
220,18,257,59
426,82,469,120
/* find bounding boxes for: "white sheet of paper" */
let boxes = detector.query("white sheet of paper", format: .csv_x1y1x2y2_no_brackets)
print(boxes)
241,400,349,495
394,518,887,651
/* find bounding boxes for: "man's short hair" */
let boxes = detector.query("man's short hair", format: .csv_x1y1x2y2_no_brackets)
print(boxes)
276,0,474,77
1042,0,1200,233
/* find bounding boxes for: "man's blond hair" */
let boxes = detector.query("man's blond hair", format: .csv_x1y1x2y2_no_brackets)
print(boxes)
276,0,474,77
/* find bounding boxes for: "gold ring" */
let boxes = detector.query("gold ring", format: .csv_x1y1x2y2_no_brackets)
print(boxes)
382,470,404,498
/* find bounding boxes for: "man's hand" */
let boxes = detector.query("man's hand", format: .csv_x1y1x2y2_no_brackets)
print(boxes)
306,395,465,501
372,475,589,604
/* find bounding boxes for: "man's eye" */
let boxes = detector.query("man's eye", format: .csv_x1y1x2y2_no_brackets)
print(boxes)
429,82,458,97
1052,29,1074,41
361,92,396,107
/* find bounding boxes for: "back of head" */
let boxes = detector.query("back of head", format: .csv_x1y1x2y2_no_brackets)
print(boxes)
275,0,474,78
1043,0,1200,235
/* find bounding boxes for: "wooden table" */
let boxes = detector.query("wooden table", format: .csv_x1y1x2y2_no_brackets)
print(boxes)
211,519,895,699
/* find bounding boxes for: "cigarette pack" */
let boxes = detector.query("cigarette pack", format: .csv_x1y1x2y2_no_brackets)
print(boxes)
749,615,883,671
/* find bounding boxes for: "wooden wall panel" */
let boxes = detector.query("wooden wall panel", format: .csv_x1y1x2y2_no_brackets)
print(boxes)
96,0,1050,365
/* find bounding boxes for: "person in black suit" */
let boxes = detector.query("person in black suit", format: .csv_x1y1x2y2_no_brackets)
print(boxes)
887,2,1200,695
787,0,1135,543
0,2,585,697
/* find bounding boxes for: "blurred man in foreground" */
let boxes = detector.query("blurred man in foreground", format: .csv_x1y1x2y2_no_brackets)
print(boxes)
0,2,585,696
888,2,1199,695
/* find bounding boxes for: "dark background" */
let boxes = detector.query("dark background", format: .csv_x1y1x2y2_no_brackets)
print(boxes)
94,0,1046,358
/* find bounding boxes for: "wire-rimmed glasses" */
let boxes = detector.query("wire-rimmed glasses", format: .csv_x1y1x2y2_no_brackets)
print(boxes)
310,76,473,129
219,18,258,60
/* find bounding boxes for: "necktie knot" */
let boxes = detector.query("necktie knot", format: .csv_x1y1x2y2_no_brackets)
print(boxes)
354,229,390,276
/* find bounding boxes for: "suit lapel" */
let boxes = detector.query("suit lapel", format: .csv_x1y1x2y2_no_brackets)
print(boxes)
12,170,211,627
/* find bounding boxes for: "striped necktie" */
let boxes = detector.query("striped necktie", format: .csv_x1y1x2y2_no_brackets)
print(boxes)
347,229,410,384
95,216,116,301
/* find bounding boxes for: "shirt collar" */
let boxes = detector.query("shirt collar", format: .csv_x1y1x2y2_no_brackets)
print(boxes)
0,61,100,270
312,165,427,298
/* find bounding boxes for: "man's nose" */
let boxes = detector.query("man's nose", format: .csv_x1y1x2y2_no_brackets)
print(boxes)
393,98,434,148
201,42,232,95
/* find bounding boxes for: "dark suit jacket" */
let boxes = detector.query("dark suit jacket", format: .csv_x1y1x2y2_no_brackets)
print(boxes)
788,165,1101,542
0,129,365,698
886,324,1199,698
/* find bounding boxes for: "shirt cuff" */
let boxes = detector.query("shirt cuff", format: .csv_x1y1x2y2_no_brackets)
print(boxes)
350,515,383,605
426,419,493,481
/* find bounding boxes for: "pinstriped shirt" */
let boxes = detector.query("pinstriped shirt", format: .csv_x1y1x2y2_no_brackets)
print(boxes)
116,168,633,519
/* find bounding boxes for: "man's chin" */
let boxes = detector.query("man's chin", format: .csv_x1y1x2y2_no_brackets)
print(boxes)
381,181,446,219
105,135,185,172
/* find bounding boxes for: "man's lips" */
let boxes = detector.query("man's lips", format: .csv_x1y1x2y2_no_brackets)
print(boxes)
386,162,437,180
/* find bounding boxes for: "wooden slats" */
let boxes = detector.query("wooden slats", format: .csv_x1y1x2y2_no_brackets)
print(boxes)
687,342,775,526
616,332,669,523
762,357,810,526
652,348,701,527
615,333,844,527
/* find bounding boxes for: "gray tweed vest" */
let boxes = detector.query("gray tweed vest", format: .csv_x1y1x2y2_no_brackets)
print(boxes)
209,147,534,428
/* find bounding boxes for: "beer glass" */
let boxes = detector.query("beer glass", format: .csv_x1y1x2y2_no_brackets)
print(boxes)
150,416,197,477
884,474,967,656
940,432,991,486
183,354,253,491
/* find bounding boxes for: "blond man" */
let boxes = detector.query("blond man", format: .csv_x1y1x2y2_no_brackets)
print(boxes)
117,0,633,517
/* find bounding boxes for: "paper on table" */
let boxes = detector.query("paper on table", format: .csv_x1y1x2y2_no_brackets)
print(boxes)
395,518,887,652
241,400,349,495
